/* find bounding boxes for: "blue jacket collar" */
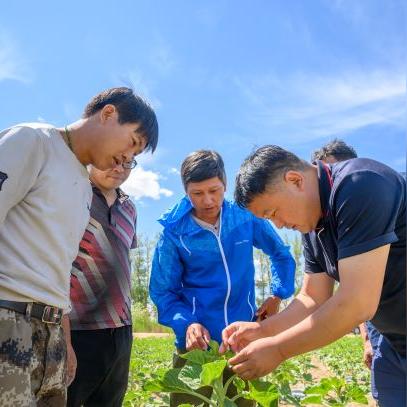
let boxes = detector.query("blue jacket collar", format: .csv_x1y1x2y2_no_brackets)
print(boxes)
158,195,227,236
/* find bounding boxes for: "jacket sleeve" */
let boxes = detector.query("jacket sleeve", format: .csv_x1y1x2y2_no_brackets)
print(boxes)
252,216,296,299
149,231,198,342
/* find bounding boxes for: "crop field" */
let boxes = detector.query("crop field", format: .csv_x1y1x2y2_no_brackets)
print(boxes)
123,334,374,407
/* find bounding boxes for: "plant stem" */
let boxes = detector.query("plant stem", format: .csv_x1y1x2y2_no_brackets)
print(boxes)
180,389,214,406
223,373,236,396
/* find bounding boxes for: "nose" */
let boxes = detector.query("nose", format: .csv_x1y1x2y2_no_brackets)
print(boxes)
203,193,213,206
113,164,125,173
122,152,133,162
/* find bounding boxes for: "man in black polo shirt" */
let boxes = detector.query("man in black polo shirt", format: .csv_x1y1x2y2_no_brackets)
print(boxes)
220,145,406,407
311,139,384,401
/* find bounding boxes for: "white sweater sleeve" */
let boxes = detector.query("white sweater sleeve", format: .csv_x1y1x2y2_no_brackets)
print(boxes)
0,126,45,225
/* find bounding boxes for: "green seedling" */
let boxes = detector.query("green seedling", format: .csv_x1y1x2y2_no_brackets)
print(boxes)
144,340,279,407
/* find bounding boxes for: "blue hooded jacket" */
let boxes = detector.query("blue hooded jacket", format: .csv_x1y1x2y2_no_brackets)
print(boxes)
149,196,295,349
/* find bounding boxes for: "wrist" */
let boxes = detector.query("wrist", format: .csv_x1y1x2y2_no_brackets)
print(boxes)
259,319,276,337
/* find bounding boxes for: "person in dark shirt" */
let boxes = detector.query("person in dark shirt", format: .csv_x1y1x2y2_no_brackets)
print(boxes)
220,145,406,407
66,164,137,407
312,139,384,402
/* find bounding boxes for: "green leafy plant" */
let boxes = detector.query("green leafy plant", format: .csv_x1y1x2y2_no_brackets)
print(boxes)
302,377,368,406
144,340,279,407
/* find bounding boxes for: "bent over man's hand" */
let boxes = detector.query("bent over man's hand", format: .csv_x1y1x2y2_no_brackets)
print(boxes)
228,337,285,380
219,321,266,354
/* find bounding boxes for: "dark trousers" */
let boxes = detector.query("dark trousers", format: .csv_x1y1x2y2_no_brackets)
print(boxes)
67,326,133,407
371,335,406,407
170,351,255,407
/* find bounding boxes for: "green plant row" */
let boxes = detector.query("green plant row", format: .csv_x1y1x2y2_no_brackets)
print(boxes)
124,336,370,406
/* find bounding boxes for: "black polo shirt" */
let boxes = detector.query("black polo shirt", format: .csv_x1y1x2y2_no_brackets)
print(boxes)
303,159,406,356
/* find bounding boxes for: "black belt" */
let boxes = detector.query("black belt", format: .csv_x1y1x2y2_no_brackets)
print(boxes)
0,300,63,325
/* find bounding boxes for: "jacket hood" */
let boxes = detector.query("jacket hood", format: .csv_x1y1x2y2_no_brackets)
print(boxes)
158,196,230,235
158,195,192,225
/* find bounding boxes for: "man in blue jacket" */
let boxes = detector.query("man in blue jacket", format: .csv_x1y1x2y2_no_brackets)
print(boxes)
149,150,296,406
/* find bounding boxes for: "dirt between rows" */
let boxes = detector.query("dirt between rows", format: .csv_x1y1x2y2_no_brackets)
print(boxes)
133,332,171,338
294,356,376,407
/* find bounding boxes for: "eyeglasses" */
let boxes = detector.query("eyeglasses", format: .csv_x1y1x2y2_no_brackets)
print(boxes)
122,158,138,169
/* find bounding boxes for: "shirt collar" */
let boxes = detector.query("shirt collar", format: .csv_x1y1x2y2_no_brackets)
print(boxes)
91,182,130,206
316,160,333,228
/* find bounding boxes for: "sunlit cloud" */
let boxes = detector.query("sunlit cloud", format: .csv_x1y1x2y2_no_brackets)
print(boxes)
168,167,180,175
234,70,405,143
0,31,31,83
121,166,173,200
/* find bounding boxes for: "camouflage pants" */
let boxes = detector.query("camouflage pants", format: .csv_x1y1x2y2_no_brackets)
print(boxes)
0,308,67,407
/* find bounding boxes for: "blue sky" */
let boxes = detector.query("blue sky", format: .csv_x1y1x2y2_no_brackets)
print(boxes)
1,0,405,238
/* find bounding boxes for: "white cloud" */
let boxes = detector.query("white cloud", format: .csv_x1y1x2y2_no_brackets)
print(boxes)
168,167,180,175
121,166,173,200
234,70,405,143
0,31,31,83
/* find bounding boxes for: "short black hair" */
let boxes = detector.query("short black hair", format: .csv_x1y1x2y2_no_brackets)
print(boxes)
83,87,158,153
181,150,226,190
235,145,309,208
311,138,357,162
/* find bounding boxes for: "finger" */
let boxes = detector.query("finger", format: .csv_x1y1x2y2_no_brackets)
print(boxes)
228,331,246,352
219,342,229,354
237,368,255,381
222,323,237,343
228,350,249,366
256,304,265,315
196,335,208,350
202,329,210,345
232,362,255,380
256,311,266,322
227,331,238,346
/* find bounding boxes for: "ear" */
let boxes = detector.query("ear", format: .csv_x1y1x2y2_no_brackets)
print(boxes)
100,104,117,123
284,170,304,191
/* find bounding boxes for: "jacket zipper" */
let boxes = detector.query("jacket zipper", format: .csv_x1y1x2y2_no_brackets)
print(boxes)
209,211,231,327
247,291,254,320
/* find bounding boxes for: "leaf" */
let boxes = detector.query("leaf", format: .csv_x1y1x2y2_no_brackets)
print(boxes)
347,386,368,404
178,364,203,390
247,379,279,407
200,359,228,386
233,376,246,392
144,368,192,393
180,349,218,365
301,394,323,405
302,373,313,382
304,379,331,397
208,339,219,354
178,405,194,407
222,350,235,360
224,398,238,406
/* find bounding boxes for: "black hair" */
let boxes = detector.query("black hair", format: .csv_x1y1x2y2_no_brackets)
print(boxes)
181,150,226,190
83,87,158,153
235,145,309,207
311,138,357,162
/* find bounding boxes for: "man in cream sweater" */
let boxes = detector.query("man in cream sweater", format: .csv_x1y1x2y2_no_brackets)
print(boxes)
0,87,158,406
